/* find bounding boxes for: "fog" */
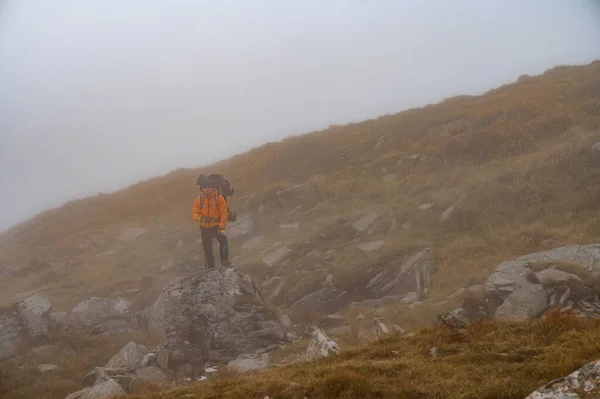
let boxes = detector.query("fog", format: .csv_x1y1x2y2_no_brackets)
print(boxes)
0,0,599,231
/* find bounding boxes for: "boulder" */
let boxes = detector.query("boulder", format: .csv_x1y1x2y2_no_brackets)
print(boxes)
128,366,171,394
366,248,436,301
494,282,548,321
0,294,53,361
305,327,339,360
525,359,600,398
67,297,138,334
16,293,52,341
66,378,125,399
105,341,149,374
227,353,270,373
0,306,27,361
155,268,289,372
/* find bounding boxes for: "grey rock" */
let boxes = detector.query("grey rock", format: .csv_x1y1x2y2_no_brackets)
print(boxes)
261,277,286,300
357,240,385,253
241,235,265,251
227,353,270,373
305,327,339,360
49,312,67,330
156,348,170,371
81,367,108,387
38,363,59,373
16,293,52,340
290,285,349,315
0,306,27,361
117,227,148,241
67,297,138,334
440,205,457,224
105,341,148,374
262,246,291,268
352,212,378,233
375,134,387,150
495,282,548,321
81,378,125,399
374,319,390,336
280,223,300,235
418,202,436,211
366,248,436,301
525,359,600,398
157,269,289,371
227,215,254,239
129,366,171,394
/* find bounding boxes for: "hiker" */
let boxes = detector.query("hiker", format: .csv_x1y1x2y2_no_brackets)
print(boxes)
193,174,230,268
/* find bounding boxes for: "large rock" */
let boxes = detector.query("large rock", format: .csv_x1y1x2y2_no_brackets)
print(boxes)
0,306,26,361
525,359,600,398
16,293,52,340
366,248,436,300
105,341,149,374
155,268,290,371
494,282,548,321
67,297,138,334
0,294,53,361
128,366,171,394
486,245,600,301
227,353,270,373
65,378,125,399
305,327,339,360
289,284,349,315
353,212,378,233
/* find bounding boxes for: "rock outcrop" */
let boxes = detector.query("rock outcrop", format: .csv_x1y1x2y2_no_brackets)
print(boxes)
305,326,340,360
525,359,600,398
150,268,291,374
66,297,138,334
366,248,436,301
0,293,52,361
442,245,600,327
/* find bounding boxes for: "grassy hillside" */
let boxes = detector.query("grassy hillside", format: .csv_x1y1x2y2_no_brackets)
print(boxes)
0,60,599,317
130,312,600,399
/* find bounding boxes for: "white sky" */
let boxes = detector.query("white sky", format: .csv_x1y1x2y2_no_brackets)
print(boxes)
1,0,599,231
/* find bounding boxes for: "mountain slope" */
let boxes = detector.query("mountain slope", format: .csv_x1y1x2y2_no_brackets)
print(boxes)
0,61,599,318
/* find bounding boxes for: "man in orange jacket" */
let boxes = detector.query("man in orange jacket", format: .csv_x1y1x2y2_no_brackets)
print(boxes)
193,175,230,269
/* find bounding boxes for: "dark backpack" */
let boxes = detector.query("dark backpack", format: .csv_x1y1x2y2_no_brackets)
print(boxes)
203,174,237,222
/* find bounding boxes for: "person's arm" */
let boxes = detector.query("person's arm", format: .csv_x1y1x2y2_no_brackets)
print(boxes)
193,196,202,222
217,195,228,230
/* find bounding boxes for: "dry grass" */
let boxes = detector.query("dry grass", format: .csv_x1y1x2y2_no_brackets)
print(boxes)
132,313,600,399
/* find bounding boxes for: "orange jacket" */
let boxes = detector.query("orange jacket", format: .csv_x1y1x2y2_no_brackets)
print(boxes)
193,188,228,229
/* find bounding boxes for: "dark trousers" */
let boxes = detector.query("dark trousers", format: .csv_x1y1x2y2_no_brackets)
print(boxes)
200,226,229,269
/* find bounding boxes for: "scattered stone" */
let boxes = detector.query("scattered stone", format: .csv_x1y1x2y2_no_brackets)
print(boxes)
429,346,438,358
67,378,125,399
159,261,176,272
117,227,148,241
366,248,436,301
357,240,385,253
16,293,52,341
495,282,548,321
97,249,117,257
305,327,340,360
38,364,59,373
242,235,265,251
352,212,378,233
375,135,387,150
418,202,436,211
227,353,270,373
440,205,457,224
129,366,171,394
374,319,390,336
280,223,300,235
263,247,292,268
